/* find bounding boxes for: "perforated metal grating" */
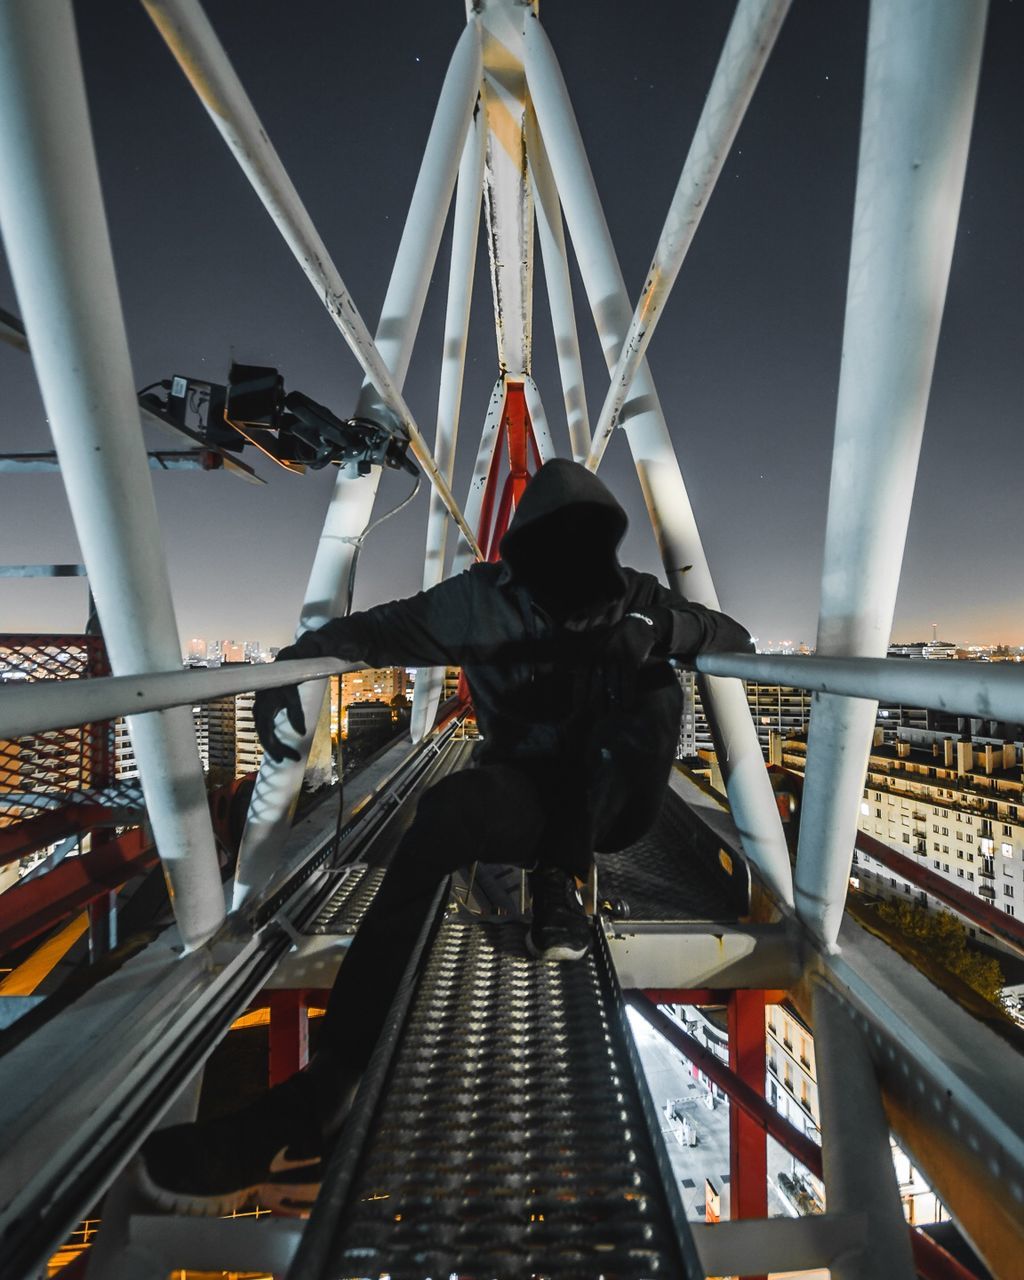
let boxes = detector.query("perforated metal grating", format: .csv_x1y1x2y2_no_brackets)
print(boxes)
309,865,388,935
330,919,689,1278
596,786,745,921
0,636,143,828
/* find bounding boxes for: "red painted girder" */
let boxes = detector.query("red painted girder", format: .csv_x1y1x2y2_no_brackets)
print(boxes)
728,988,768,1278
0,825,154,957
267,989,310,1086
911,1229,986,1280
643,988,788,1007
0,802,123,868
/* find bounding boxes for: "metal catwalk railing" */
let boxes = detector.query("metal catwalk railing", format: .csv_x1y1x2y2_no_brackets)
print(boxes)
1,0,1021,1276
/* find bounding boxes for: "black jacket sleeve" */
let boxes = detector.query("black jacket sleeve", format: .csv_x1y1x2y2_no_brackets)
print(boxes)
298,570,483,669
627,575,754,659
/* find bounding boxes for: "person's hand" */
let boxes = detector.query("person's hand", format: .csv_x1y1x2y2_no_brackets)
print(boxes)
253,640,314,763
656,603,754,666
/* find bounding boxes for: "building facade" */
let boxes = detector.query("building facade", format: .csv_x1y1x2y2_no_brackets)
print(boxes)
766,1003,946,1225
776,729,1024,951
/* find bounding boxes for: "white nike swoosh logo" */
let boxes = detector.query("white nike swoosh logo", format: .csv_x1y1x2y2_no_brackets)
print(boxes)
269,1147,321,1174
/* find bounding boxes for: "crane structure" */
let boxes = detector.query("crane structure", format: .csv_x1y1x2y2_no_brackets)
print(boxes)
0,1,1021,1278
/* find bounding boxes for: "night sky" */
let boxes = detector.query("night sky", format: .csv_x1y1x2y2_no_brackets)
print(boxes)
1,1,1021,650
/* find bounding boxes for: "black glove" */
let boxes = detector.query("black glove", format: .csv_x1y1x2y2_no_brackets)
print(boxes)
254,619,365,762
253,637,319,763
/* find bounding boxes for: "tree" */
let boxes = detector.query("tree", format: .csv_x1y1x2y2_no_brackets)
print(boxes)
875,900,1006,1006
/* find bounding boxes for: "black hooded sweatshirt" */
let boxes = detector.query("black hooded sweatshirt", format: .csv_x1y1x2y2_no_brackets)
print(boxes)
303,460,727,810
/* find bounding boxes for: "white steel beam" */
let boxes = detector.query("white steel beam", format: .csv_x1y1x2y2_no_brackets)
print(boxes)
522,375,555,463
698,650,1024,724
0,657,357,742
526,108,591,461
450,377,508,576
586,0,791,471
607,921,799,991
691,1214,867,1278
815,914,1024,1274
812,983,916,1280
231,19,483,905
523,16,794,910
0,0,224,951
411,114,486,742
477,0,536,379
794,0,989,948
142,0,482,561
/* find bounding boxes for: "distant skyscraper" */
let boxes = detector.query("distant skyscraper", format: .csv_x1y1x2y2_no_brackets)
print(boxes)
186,637,207,663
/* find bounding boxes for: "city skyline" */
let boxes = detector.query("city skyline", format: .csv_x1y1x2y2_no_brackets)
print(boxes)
1,1,1022,648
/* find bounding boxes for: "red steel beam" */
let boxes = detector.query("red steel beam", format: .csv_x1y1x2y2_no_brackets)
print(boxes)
728,988,768,1278
0,802,123,868
911,1230,985,1280
633,995,985,1280
627,993,823,1179
267,989,310,1086
0,825,154,957
643,988,788,1007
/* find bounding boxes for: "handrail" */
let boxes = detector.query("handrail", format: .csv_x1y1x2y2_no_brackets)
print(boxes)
6,649,1023,745
696,652,1024,725
0,657,362,740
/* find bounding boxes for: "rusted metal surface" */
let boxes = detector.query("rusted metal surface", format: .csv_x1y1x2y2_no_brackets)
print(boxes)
479,0,536,379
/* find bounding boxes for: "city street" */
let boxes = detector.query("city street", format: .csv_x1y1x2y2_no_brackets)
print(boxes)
628,1008,796,1222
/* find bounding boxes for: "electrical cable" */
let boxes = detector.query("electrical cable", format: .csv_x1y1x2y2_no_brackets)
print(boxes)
136,379,170,400
345,472,422,616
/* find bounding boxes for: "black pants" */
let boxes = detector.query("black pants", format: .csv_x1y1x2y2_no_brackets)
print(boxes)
314,756,664,1075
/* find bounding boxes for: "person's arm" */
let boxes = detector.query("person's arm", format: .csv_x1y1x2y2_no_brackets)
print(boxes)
603,574,754,669
281,569,483,668
254,571,485,762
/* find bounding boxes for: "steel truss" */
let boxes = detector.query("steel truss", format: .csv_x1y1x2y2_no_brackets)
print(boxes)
0,0,1018,1277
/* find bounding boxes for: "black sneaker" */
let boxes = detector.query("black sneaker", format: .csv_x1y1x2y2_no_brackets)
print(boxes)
526,866,592,961
136,1073,327,1218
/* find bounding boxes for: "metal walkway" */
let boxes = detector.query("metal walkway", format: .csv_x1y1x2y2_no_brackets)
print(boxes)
297,918,699,1279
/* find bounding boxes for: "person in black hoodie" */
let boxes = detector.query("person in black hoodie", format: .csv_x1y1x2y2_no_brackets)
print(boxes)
138,459,753,1217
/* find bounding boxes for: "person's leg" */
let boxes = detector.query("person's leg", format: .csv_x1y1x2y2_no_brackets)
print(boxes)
524,769,595,961
138,762,547,1216
313,762,547,1079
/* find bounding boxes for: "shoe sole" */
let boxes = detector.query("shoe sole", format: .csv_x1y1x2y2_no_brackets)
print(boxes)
135,1157,319,1219
525,932,590,962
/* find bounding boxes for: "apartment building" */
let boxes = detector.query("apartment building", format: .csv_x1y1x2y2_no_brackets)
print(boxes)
777,729,1024,949
676,670,928,760
766,1003,946,1225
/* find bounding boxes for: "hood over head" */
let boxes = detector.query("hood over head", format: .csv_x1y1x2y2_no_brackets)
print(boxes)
499,459,628,620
